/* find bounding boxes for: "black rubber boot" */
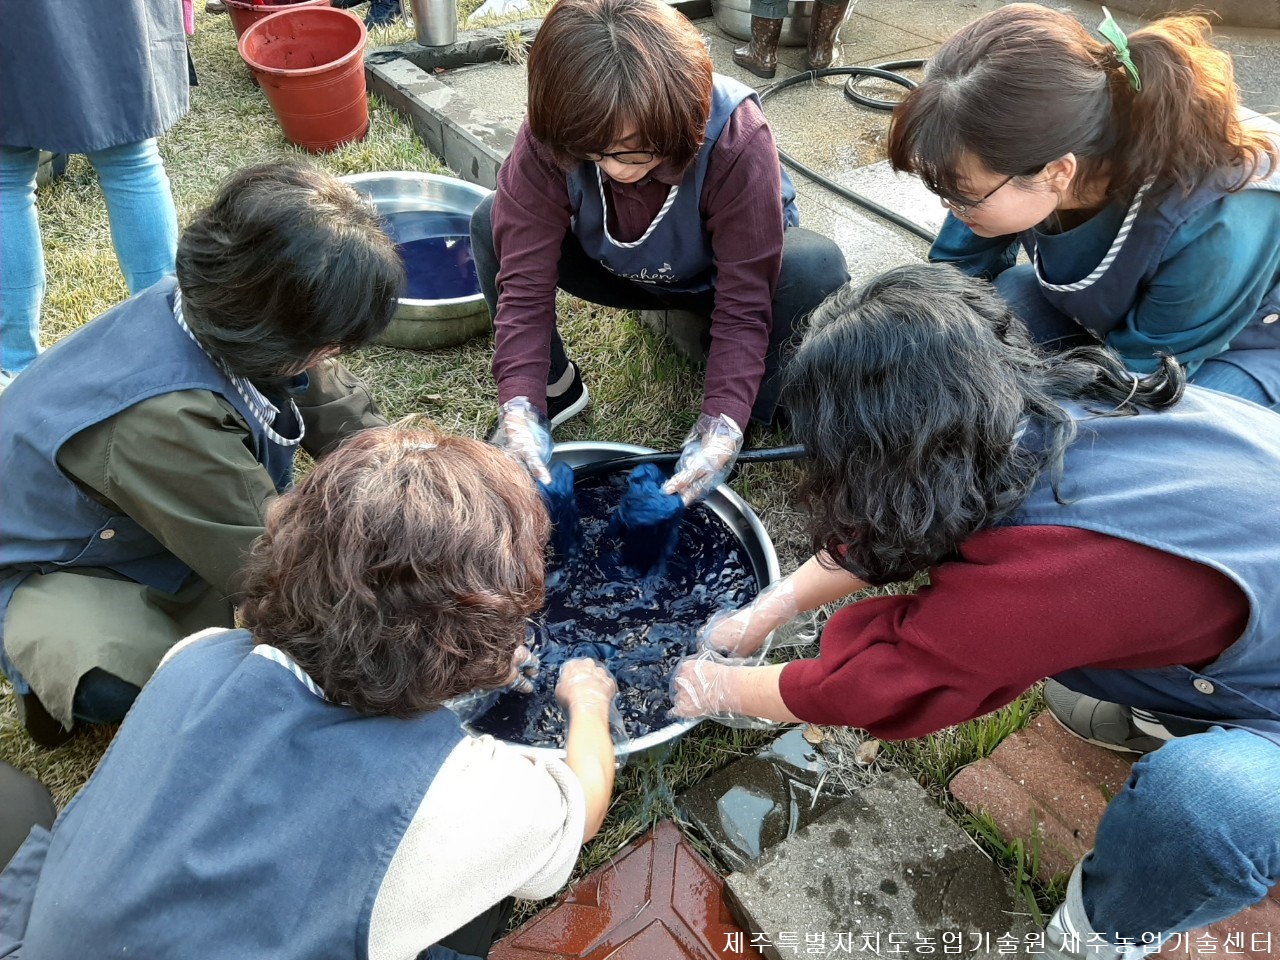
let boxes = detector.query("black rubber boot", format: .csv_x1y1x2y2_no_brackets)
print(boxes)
733,16,783,80
806,0,851,70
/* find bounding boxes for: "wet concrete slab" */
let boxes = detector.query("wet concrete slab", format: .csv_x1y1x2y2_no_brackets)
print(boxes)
725,769,1036,960
489,819,751,959
677,726,850,872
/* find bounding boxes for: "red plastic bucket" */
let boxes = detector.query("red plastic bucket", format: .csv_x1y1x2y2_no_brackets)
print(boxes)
238,7,370,153
224,0,331,40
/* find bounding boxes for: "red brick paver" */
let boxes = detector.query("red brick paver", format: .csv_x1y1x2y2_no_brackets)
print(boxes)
490,819,748,959
949,714,1280,960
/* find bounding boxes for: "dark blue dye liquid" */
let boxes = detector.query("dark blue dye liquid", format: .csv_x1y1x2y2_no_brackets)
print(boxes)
470,472,759,748
380,210,479,301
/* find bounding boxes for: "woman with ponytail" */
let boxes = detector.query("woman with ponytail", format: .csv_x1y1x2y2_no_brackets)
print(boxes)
887,4,1280,409
670,264,1280,960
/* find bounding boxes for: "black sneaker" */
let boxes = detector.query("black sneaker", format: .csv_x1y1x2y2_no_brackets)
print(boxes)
546,361,589,429
16,691,74,750
1043,679,1171,755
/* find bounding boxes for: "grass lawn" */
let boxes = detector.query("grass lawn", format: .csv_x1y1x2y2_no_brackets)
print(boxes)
0,5,1053,923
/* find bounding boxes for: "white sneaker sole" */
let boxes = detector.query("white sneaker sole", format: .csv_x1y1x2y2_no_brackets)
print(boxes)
548,381,589,429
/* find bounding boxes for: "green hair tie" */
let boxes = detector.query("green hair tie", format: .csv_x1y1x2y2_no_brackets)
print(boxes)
1098,7,1141,91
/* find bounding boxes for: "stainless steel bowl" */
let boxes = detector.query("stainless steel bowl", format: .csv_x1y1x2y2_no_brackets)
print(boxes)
711,0,814,46
450,440,781,761
341,171,492,350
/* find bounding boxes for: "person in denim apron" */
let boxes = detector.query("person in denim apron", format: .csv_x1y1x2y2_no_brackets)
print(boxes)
887,4,1280,410
0,163,399,748
671,264,1280,960
475,0,849,506
0,425,620,960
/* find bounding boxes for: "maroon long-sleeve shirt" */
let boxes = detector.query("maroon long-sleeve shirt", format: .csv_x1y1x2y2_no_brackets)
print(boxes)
490,98,787,429
778,526,1248,740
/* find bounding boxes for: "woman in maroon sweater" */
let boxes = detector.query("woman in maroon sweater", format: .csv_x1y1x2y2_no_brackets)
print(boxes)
671,263,1280,960
473,0,848,505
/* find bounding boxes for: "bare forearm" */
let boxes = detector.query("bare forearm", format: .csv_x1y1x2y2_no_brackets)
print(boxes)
563,705,615,842
723,664,803,723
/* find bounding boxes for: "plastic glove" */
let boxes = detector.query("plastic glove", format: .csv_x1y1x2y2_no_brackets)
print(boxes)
663,413,744,506
494,397,553,485
507,644,541,695
555,658,618,715
669,649,753,722
698,578,799,658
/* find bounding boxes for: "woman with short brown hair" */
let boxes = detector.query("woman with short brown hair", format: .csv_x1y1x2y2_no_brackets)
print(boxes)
1,424,619,960
476,0,848,507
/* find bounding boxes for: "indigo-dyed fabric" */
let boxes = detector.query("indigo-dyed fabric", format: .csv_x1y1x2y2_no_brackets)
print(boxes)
539,461,580,559
607,464,685,575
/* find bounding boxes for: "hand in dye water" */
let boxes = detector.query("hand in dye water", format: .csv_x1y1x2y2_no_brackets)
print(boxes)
555,658,618,715
699,579,799,658
669,650,748,720
495,397,553,485
663,413,744,507
507,645,541,695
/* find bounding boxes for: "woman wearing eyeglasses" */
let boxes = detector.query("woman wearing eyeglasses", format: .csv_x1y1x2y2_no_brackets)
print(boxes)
472,0,848,505
887,4,1280,409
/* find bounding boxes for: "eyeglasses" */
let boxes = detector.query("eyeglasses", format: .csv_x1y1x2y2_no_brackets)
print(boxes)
939,175,1014,217
583,149,657,165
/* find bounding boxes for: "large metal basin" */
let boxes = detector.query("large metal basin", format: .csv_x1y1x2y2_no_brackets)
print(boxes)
451,441,781,761
341,171,492,350
712,0,814,47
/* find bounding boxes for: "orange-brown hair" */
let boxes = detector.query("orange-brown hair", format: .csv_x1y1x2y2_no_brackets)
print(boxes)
526,0,714,170
238,423,550,717
887,4,1277,204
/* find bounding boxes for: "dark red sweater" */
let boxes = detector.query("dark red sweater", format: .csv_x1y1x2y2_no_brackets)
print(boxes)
778,525,1248,740
489,99,786,429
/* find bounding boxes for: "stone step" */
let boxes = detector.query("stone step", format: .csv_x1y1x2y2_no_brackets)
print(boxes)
949,713,1280,960
725,768,1037,960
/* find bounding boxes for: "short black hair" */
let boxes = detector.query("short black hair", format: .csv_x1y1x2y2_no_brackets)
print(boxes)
175,162,403,381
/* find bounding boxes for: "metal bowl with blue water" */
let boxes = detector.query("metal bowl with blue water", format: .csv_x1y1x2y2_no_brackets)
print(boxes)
449,441,781,762
341,171,492,350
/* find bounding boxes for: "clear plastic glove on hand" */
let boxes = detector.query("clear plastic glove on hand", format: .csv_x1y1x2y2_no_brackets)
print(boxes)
556,658,628,747
555,658,618,714
698,578,799,658
507,644,541,695
669,649,756,722
663,413,744,507
495,397,553,485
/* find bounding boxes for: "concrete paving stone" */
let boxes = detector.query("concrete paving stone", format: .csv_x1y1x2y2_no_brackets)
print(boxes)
947,713,1280,960
725,769,1036,960
949,714,1133,882
790,174,931,282
677,726,850,872
489,819,751,959
368,58,518,184
439,61,530,131
854,0,1002,42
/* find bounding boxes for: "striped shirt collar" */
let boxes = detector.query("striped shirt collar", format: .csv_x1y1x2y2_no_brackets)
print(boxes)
171,287,305,448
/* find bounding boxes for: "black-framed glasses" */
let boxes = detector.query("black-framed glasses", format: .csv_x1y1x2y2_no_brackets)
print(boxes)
939,175,1014,217
583,149,657,165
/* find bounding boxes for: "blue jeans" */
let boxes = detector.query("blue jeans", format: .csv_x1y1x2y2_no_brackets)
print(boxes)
0,140,178,375
1083,727,1280,942
994,264,1279,409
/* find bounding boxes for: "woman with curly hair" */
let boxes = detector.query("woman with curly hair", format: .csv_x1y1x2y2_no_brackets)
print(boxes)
888,4,1280,409
0,425,619,960
671,264,1280,960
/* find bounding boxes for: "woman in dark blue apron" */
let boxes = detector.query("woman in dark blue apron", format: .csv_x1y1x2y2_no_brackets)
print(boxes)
886,4,1280,409
474,0,849,505
671,264,1280,960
